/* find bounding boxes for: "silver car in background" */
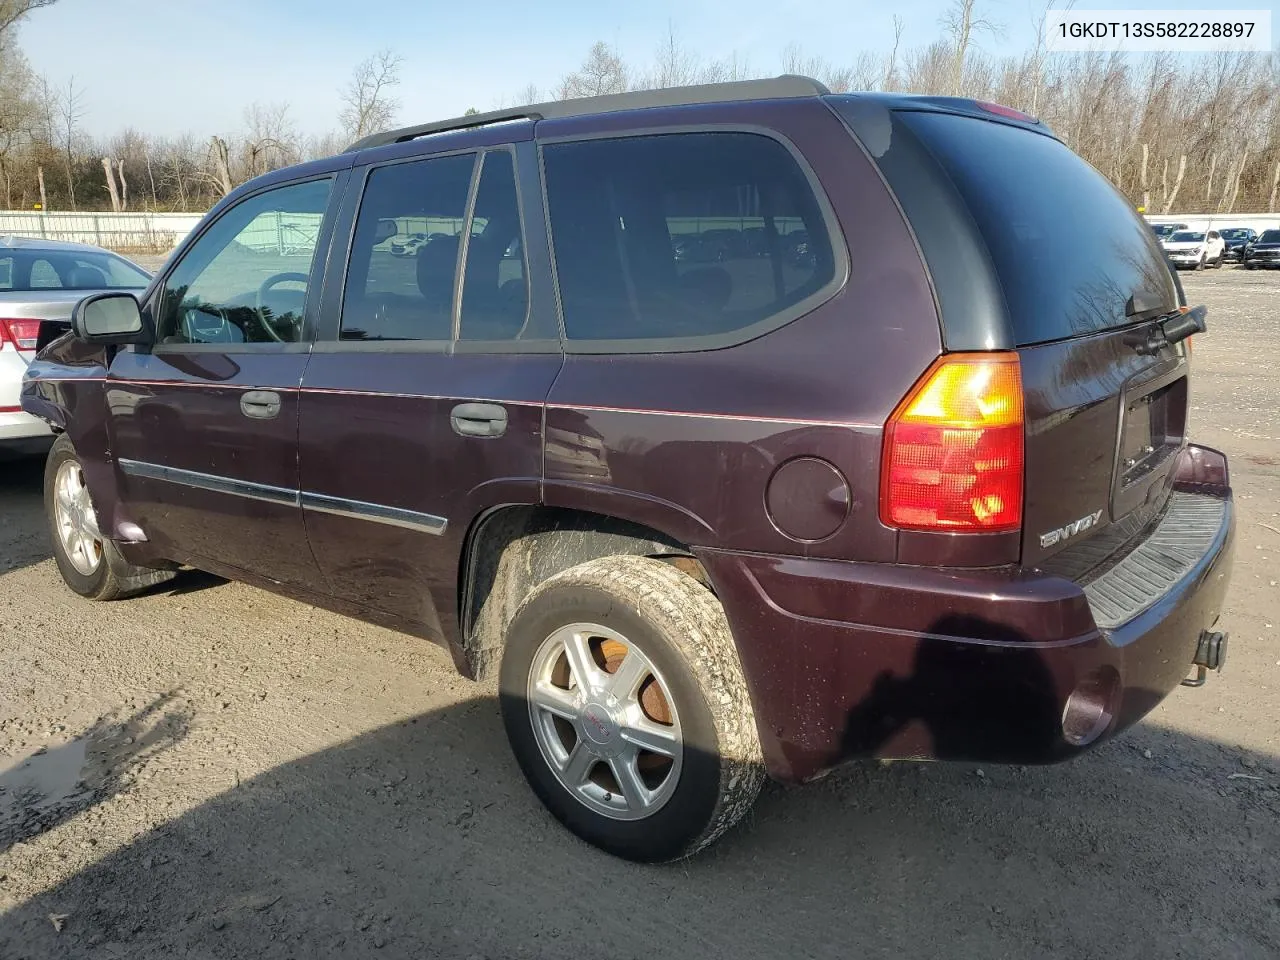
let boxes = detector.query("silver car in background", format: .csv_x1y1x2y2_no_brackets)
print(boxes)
0,236,150,451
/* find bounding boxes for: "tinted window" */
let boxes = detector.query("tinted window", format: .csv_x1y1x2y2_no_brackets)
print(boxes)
903,113,1176,345
1170,232,1204,242
1259,230,1280,243
157,179,330,345
341,154,474,342
459,151,529,340
543,132,835,343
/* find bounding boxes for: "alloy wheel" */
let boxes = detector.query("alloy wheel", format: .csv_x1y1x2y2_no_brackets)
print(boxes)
526,622,683,821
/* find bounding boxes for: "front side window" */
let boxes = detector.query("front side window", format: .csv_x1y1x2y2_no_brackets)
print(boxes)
341,153,474,341
156,178,330,345
542,132,837,343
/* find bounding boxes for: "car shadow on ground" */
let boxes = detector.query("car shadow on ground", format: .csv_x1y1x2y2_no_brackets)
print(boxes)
0,689,1276,960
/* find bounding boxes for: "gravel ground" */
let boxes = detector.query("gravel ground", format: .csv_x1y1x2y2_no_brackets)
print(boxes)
0,269,1278,959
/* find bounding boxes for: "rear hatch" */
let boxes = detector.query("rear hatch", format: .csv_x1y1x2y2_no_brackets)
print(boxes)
838,101,1190,573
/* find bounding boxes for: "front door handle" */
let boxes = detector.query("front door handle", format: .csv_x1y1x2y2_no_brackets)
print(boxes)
451,402,507,438
240,390,282,420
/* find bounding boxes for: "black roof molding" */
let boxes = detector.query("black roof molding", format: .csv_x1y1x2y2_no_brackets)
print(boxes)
346,75,830,152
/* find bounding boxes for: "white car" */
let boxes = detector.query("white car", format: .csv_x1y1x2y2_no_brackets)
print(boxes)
1162,229,1225,270
1,237,151,452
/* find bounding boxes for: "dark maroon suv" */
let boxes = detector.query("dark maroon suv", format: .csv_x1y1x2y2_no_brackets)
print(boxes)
22,77,1235,861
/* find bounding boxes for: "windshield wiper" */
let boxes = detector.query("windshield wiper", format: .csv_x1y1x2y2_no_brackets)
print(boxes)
1124,305,1207,356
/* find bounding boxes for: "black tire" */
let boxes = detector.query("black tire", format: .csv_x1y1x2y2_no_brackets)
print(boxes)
1213,253,1224,268
44,434,174,600
1195,254,1206,271
499,556,764,862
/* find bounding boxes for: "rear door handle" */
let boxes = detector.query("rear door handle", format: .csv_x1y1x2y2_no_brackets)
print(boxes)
240,390,282,420
451,402,507,438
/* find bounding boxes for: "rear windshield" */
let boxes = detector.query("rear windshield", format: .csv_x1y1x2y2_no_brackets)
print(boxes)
0,250,149,292
901,112,1176,345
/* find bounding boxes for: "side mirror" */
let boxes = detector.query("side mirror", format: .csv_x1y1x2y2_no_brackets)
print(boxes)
373,218,399,245
72,292,149,345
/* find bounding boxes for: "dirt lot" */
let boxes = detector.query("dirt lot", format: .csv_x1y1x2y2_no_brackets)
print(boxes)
1,270,1278,959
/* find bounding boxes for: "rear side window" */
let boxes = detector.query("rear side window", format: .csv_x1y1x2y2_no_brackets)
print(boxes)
902,113,1176,345
341,154,474,342
543,132,837,344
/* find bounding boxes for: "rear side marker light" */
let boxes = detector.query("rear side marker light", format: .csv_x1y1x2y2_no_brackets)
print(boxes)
0,318,41,351
881,352,1024,532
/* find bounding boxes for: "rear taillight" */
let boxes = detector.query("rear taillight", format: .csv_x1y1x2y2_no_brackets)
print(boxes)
880,352,1024,532
0,318,41,351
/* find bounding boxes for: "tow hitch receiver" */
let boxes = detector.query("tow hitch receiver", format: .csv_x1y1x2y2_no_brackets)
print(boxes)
1181,630,1228,688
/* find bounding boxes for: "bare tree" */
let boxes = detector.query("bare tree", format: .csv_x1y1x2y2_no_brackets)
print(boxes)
941,0,1000,96
102,155,121,211
884,16,905,91
0,0,56,42
55,75,82,210
339,49,403,141
559,42,628,100
241,101,298,178
206,135,232,197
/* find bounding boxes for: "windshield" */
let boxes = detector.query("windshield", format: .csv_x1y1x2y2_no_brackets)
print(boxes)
1220,229,1250,240
1169,232,1204,242
1259,230,1280,243
0,249,149,292
1151,224,1176,236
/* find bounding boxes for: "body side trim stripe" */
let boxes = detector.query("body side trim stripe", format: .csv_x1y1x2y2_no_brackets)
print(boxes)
117,458,300,507
299,491,448,536
117,459,449,536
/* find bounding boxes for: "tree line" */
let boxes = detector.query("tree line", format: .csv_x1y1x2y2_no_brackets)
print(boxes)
1,0,1278,215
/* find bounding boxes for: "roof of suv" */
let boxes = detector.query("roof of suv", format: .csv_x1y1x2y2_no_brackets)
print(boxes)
346,76,1054,154
346,75,832,152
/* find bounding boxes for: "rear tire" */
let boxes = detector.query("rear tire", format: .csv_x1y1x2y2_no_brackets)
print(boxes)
44,434,174,600
499,556,764,861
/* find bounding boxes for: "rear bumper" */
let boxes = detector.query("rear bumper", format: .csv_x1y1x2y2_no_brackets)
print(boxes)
699,444,1235,783
0,409,53,442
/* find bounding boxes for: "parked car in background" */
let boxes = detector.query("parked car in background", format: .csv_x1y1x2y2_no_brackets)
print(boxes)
1151,222,1187,241
1163,229,1225,269
1,237,150,453
23,79,1233,862
1242,229,1280,269
1219,227,1257,262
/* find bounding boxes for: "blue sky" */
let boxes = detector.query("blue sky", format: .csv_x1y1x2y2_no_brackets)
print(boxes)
20,0,1280,138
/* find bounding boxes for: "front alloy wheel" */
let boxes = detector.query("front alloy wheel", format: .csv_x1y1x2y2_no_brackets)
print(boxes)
52,458,104,576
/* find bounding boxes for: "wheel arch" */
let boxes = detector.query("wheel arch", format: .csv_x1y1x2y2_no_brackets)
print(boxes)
457,504,711,680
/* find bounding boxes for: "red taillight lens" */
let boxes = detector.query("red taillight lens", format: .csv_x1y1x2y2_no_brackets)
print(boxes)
0,318,41,351
975,100,1038,124
881,352,1024,532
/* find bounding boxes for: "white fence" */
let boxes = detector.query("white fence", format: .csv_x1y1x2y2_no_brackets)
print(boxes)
1146,213,1280,233
0,211,202,251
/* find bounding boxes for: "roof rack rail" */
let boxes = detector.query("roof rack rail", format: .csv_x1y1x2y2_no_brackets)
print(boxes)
345,75,830,152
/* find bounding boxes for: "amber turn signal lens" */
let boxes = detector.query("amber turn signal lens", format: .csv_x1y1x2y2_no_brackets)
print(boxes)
880,352,1025,532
